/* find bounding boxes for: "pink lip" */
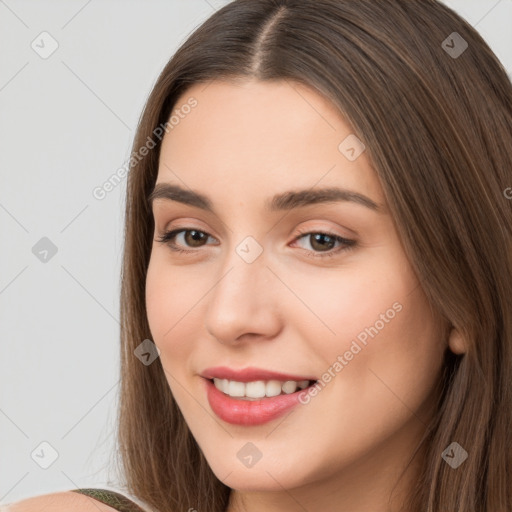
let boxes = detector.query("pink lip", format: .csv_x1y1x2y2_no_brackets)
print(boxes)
200,365,317,382
200,366,317,426
203,378,314,426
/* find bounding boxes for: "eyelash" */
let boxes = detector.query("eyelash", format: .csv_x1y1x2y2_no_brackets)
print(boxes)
155,227,356,259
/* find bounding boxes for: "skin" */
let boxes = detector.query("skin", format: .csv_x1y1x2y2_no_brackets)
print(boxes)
145,79,451,512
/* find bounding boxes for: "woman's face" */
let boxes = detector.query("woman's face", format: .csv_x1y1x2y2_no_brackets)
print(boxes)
146,79,446,497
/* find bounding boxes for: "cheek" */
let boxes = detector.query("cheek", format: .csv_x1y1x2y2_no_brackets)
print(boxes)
290,246,444,408
288,274,445,473
280,251,413,354
145,254,201,368
365,287,445,391
310,278,445,435
145,257,211,415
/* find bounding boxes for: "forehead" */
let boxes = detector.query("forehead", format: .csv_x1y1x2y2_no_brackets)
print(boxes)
157,79,383,207
166,78,351,151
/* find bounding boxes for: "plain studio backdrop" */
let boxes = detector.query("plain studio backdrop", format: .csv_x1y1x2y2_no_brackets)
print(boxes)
0,0,511,505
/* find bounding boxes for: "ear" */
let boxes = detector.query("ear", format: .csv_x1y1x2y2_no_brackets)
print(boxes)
448,326,466,355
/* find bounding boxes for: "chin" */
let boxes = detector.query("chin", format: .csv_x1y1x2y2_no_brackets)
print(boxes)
205,452,317,492
218,469,301,492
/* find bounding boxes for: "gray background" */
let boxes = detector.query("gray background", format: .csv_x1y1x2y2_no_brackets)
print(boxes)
1,0,511,505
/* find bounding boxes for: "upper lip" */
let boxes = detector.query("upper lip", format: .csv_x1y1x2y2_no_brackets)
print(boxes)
201,366,317,383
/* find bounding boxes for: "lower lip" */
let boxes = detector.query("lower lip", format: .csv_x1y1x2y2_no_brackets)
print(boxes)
204,378,310,426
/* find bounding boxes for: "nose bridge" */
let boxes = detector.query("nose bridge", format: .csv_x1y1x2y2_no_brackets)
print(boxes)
212,235,267,309
204,234,280,343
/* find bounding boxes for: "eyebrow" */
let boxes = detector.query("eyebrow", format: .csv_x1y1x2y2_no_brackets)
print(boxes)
147,183,382,213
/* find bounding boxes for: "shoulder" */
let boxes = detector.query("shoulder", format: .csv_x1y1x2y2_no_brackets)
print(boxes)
1,491,122,512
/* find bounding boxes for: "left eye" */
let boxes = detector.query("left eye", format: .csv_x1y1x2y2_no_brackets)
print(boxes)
156,228,356,258
291,230,356,258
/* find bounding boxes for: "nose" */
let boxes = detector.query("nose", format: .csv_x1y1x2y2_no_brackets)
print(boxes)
204,246,282,345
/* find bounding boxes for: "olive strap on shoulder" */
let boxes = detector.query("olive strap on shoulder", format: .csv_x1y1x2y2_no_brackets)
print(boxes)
71,488,147,512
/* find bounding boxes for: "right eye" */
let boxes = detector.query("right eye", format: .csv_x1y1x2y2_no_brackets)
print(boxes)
155,228,217,253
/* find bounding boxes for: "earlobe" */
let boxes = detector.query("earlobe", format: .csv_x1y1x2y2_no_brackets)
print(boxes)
448,326,467,355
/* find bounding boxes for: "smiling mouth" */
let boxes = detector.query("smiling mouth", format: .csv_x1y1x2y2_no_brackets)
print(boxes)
208,377,318,400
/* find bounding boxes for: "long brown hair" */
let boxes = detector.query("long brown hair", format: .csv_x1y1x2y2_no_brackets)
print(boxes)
113,1,512,511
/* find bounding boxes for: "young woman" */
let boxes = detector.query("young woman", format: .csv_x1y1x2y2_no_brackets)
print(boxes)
5,1,511,511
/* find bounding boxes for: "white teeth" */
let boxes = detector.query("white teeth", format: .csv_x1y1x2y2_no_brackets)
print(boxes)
212,378,313,399
282,380,297,394
228,380,245,397
266,380,282,397
245,380,266,398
